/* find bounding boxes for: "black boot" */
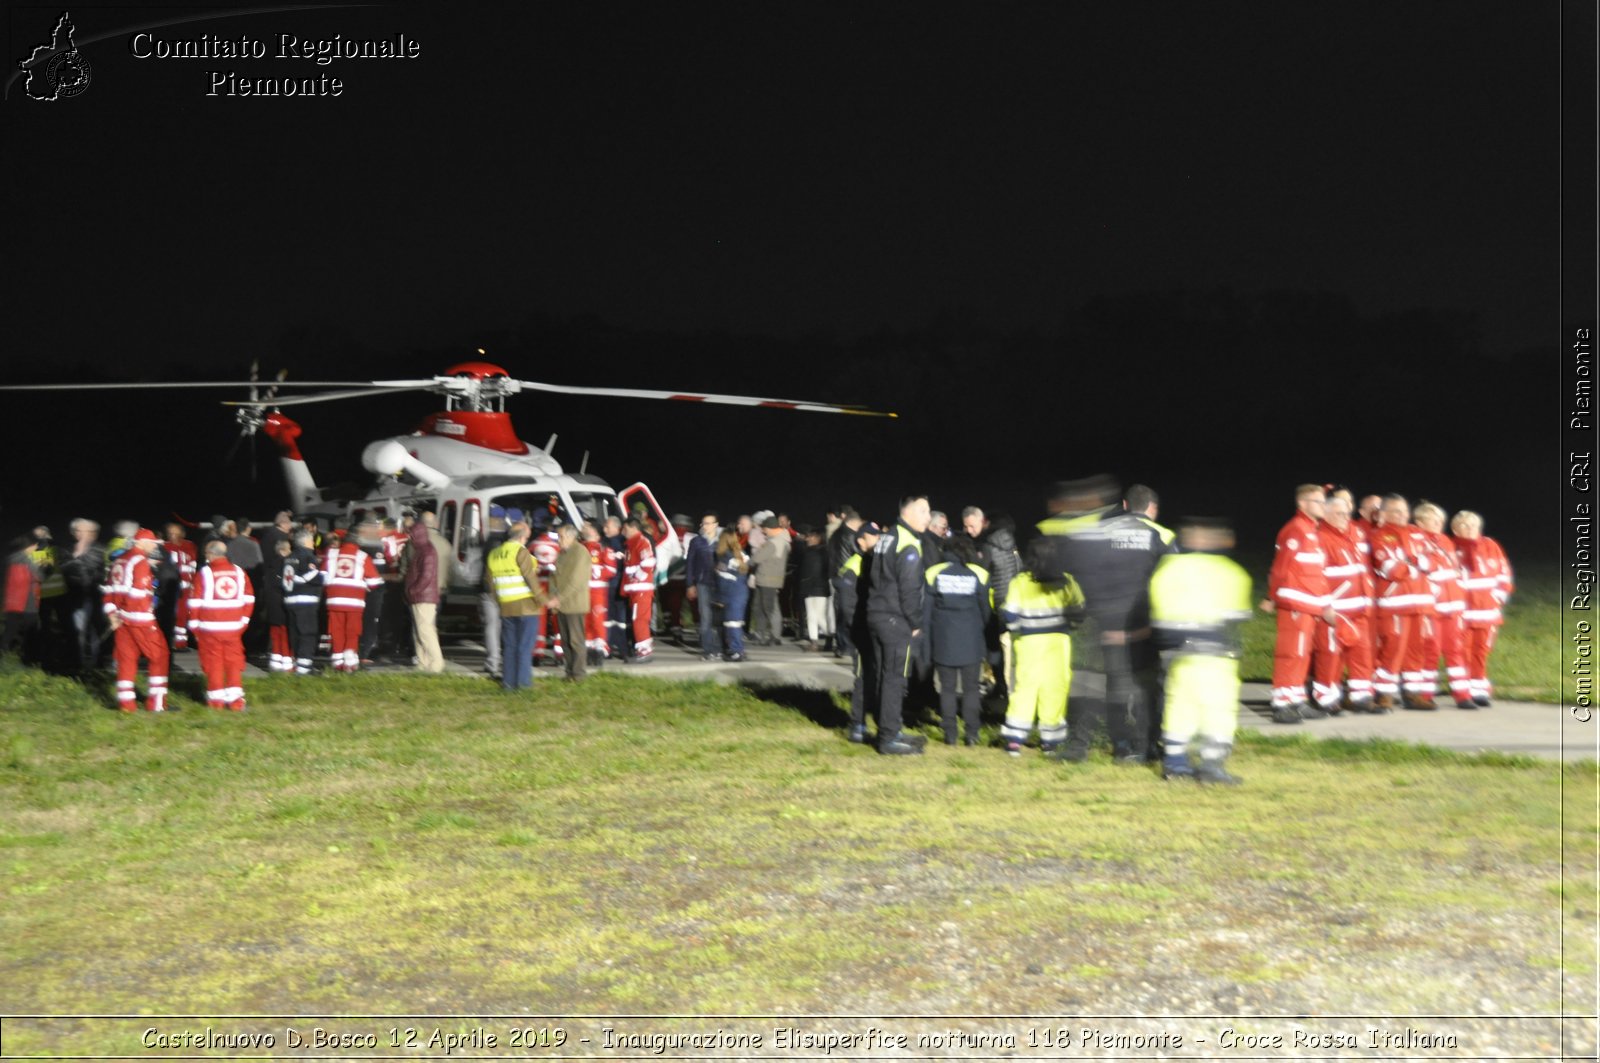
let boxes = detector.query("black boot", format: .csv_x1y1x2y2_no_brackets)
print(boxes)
1193,740,1242,785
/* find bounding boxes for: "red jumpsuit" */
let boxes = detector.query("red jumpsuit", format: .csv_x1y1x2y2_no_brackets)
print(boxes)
102,547,169,712
166,538,199,650
1267,512,1331,709
1421,531,1470,704
322,542,381,671
530,530,561,662
584,539,617,658
1454,535,1514,702
1370,525,1435,705
1310,519,1374,709
187,558,255,710
622,533,657,658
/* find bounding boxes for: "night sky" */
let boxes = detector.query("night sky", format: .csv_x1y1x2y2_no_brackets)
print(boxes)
4,2,1573,556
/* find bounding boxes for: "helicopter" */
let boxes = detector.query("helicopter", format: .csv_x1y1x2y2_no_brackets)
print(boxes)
1,354,893,605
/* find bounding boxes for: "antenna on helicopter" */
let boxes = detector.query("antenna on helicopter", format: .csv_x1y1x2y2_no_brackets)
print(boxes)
544,433,557,456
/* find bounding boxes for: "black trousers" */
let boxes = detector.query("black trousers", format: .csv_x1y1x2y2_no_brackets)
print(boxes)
360,585,384,660
833,599,854,656
936,662,982,743
286,603,320,671
1102,637,1156,759
849,629,878,730
869,615,914,739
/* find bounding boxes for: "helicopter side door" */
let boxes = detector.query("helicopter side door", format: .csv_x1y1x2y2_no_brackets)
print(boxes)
618,482,682,578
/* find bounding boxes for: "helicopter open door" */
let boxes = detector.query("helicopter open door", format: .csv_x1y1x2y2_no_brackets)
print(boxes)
618,482,682,576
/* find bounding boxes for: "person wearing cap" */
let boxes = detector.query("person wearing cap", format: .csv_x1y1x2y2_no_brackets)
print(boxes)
188,539,256,710
480,505,509,676
1149,518,1253,783
101,529,170,712
750,515,789,647
485,521,555,690
867,495,934,756
836,521,883,741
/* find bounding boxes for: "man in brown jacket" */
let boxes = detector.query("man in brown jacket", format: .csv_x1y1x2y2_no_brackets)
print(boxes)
553,523,592,681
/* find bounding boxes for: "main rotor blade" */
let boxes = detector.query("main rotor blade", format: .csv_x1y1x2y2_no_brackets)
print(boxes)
0,380,392,392
222,385,438,407
512,380,895,418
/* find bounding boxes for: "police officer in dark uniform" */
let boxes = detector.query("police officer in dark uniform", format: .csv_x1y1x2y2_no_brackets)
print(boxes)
867,495,933,756
282,527,323,675
835,521,882,743
1034,475,1172,763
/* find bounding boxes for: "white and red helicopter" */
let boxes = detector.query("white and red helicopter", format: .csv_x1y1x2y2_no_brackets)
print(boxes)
2,356,892,604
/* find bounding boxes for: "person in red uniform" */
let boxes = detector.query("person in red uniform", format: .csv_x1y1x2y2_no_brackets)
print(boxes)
1413,502,1472,707
164,523,199,651
620,517,657,662
1452,510,1514,707
187,539,255,710
1309,490,1375,713
102,528,169,712
1260,484,1336,723
323,520,382,672
1368,494,1437,710
529,518,562,666
582,521,616,666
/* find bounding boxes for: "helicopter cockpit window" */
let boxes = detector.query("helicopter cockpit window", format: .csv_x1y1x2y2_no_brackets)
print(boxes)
460,501,482,560
568,492,621,527
441,501,458,547
488,493,579,529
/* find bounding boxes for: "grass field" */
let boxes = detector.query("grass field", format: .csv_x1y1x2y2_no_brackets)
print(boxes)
1,662,1594,1056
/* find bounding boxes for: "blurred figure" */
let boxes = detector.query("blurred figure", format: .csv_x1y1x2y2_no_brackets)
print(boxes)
659,513,695,644
402,516,446,673
983,514,1022,701
686,513,720,660
1309,490,1376,713
750,515,788,646
1261,484,1336,724
323,519,382,672
714,528,752,662
1034,475,1168,762
1358,494,1384,532
162,523,198,652
796,526,833,651
1123,484,1176,550
1451,510,1514,707
620,517,657,662
603,515,629,660
828,508,865,659
924,534,992,746
553,523,591,682
102,529,168,712
480,506,508,676
3,536,41,660
282,528,323,675
60,518,105,674
1149,518,1254,783
1414,502,1471,707
1368,494,1434,710
999,537,1084,756
582,521,616,666
263,538,295,672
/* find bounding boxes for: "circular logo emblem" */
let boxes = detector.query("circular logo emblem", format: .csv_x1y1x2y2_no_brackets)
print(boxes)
215,574,240,600
46,49,91,98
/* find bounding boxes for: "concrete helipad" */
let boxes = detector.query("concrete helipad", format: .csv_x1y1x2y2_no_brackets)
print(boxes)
181,634,1597,762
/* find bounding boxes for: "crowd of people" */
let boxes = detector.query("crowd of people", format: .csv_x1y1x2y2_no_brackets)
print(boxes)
3,480,1514,781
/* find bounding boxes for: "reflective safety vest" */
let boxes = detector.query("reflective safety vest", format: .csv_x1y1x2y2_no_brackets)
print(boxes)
487,541,536,604
1149,551,1253,655
999,572,1084,638
36,545,66,599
